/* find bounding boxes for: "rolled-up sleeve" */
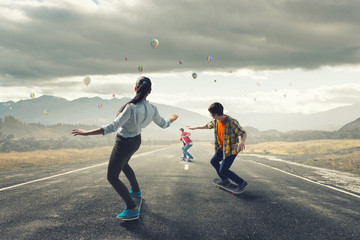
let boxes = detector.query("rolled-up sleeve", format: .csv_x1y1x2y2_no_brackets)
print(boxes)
206,120,215,129
101,105,132,135
152,106,170,128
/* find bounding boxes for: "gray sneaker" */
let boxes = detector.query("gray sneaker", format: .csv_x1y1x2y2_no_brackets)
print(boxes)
234,180,248,193
216,179,231,187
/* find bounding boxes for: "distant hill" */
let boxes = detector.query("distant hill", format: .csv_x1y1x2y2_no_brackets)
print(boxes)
338,117,360,132
1,95,359,140
335,117,360,139
1,114,359,152
230,103,360,131
0,95,213,141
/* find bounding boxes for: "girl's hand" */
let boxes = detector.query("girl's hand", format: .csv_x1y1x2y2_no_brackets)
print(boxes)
71,129,88,136
169,114,179,123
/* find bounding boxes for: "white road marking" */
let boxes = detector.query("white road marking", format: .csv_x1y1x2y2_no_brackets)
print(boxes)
0,148,164,192
184,164,189,170
0,163,107,192
248,160,360,199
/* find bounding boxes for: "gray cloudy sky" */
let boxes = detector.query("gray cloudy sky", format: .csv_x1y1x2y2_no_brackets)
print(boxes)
1,0,360,115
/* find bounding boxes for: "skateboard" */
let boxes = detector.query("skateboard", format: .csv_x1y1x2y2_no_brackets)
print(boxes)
119,196,142,221
212,178,246,196
180,157,193,162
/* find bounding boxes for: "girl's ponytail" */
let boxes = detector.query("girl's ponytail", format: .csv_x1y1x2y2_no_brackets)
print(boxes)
117,76,152,116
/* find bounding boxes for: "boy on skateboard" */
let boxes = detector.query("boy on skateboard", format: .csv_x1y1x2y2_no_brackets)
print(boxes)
188,102,248,193
179,128,194,161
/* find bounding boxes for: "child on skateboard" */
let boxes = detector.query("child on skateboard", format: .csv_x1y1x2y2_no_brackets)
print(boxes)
179,128,194,161
72,76,178,219
188,102,248,193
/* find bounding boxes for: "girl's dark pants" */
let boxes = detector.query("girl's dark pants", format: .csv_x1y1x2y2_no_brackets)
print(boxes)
107,134,141,209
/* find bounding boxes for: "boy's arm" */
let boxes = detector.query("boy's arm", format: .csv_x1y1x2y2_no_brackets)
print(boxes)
237,132,247,152
188,119,215,130
187,124,208,130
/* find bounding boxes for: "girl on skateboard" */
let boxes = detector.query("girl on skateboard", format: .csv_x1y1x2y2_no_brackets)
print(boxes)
72,76,178,219
179,128,194,161
187,102,248,193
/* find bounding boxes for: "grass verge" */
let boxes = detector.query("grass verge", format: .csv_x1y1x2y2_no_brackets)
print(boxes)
245,139,360,173
0,145,166,171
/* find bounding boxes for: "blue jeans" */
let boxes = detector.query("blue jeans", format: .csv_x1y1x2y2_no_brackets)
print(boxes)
210,150,244,184
182,144,193,159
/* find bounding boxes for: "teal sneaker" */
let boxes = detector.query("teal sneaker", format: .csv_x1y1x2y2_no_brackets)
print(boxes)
116,207,139,219
129,190,142,198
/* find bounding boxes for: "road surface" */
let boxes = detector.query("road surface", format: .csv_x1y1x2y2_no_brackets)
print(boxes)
1,144,359,239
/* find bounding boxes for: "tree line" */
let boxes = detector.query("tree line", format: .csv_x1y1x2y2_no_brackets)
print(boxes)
0,115,359,152
0,116,172,152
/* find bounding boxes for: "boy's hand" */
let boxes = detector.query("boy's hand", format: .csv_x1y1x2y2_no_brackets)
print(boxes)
237,143,245,152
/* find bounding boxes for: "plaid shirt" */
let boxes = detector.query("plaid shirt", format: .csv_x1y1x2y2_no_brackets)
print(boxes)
206,115,246,158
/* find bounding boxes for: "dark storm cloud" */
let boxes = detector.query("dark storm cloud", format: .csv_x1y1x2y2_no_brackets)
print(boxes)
1,0,360,86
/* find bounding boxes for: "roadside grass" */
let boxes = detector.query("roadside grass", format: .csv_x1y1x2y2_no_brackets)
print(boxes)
245,139,360,173
0,145,166,171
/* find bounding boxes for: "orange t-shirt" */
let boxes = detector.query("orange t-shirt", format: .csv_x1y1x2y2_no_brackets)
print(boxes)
217,116,227,151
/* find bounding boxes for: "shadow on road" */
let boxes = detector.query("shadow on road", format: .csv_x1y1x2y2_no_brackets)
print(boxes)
215,187,262,201
235,191,262,201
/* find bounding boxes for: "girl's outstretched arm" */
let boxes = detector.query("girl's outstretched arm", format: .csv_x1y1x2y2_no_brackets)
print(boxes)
72,128,104,136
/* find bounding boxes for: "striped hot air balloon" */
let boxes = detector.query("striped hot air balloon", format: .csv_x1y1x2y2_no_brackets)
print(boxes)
150,38,159,49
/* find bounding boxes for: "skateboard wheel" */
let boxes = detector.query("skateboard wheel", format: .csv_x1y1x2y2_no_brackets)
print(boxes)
232,193,235,196
217,186,220,189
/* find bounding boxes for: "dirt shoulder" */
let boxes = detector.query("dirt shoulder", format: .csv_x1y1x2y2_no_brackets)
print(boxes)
0,145,167,171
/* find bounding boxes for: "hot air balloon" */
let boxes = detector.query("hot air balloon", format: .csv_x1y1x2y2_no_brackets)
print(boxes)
138,66,143,72
192,73,197,79
179,60,183,64
30,92,35,99
207,56,213,62
150,38,159,49
112,94,115,98
83,76,91,86
98,103,103,109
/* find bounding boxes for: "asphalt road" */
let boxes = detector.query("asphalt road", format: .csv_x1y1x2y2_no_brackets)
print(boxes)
1,144,359,240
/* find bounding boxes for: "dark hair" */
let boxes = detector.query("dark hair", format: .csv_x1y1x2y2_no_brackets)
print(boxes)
208,102,224,116
117,76,152,115
179,128,184,132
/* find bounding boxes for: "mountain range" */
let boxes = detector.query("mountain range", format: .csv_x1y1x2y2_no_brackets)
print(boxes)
230,103,360,132
0,95,213,140
0,95,359,140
